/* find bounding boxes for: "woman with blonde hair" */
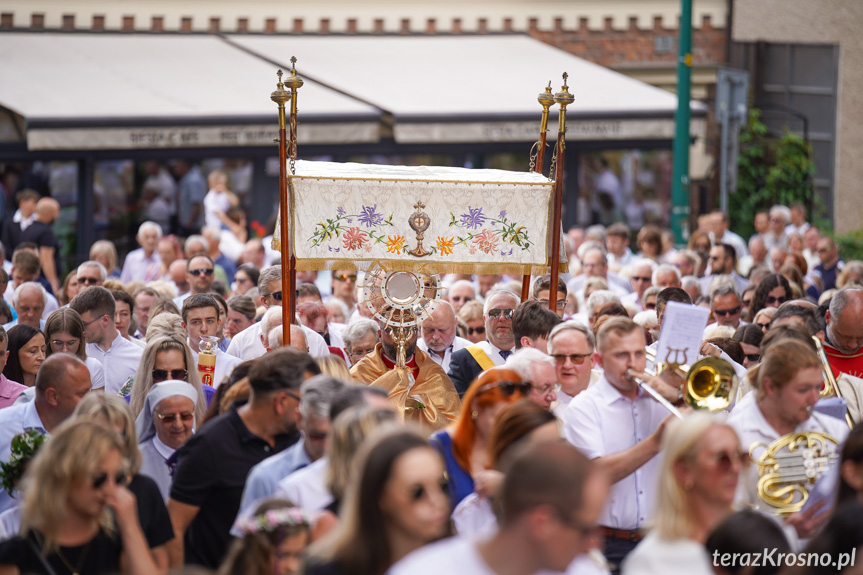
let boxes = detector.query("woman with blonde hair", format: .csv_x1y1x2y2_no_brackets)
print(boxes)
275,405,398,514
90,240,121,279
316,354,352,382
0,419,158,574
621,413,743,575
457,301,486,345
127,336,208,421
73,393,175,572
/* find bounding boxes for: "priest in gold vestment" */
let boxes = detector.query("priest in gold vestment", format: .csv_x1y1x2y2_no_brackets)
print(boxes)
350,325,460,431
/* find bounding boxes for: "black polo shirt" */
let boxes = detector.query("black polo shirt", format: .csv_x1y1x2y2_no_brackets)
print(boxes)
170,408,300,568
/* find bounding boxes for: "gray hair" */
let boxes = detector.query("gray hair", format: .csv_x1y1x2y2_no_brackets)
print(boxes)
584,224,607,244
299,375,346,420
341,318,379,352
323,296,350,320
586,289,620,316
652,264,681,284
547,320,596,354
258,265,282,291
506,347,555,382
769,205,792,224
578,241,608,262
681,275,701,295
709,278,740,303
482,288,520,315
260,305,283,336
630,258,658,275
829,287,863,321
12,281,47,307
77,260,107,281
184,234,210,255
138,221,163,238
643,285,662,301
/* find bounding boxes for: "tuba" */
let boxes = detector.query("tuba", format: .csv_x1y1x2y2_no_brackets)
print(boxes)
750,431,839,515
644,348,738,413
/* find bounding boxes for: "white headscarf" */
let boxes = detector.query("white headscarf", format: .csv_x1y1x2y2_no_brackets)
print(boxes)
135,380,199,444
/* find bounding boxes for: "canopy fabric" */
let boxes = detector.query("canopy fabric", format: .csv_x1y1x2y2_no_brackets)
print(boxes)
279,160,568,275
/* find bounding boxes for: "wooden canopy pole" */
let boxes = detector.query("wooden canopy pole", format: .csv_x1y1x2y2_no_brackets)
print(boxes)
270,71,292,345
522,83,556,303
283,58,304,345
550,73,573,313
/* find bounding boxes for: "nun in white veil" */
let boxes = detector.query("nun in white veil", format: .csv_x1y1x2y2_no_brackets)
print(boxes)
135,380,199,501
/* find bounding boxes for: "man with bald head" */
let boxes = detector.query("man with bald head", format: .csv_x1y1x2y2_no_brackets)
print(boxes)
447,288,520,396
0,353,91,511
418,301,470,372
268,324,308,353
447,280,476,313
824,288,863,378
20,197,62,295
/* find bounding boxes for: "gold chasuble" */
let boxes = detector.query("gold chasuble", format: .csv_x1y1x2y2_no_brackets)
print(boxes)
350,344,460,431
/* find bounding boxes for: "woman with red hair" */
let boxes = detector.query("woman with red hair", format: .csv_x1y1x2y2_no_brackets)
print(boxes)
429,367,528,508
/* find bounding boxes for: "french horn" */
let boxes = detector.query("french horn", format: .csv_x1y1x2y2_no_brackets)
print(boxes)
750,431,839,515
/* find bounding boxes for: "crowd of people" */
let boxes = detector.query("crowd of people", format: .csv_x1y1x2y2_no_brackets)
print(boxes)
0,183,860,575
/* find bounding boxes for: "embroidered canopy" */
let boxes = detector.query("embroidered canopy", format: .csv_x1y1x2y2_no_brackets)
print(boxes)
275,160,568,276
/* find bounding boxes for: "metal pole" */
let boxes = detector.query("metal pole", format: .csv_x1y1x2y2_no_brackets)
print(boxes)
671,0,692,245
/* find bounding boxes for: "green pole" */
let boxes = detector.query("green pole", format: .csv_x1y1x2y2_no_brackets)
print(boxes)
671,0,692,245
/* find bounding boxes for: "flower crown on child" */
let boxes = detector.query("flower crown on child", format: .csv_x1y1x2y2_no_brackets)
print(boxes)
234,507,311,535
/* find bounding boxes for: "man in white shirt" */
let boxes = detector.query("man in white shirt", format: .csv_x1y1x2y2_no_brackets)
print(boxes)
70,286,143,394
120,221,162,284
0,354,91,512
563,317,676,570
548,321,597,417
706,282,744,331
390,442,608,575
785,202,811,237
4,282,47,331
700,243,749,295
567,244,632,298
418,301,469,373
181,294,243,388
606,222,636,271
447,288,520,397
709,210,748,261
226,265,328,361
622,259,656,312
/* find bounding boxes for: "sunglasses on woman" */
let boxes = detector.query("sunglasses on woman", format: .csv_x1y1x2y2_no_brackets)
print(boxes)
466,326,485,336
92,470,128,489
765,295,788,305
152,368,188,382
477,380,530,397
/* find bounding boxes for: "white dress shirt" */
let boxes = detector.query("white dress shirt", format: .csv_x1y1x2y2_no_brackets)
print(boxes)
274,457,332,511
190,347,244,388
85,356,105,390
620,532,714,575
226,321,329,360
86,332,144,394
120,248,162,284
418,335,470,373
726,395,848,510
563,375,669,530
0,401,46,512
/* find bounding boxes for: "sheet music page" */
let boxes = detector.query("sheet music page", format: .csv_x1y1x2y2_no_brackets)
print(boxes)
655,301,710,367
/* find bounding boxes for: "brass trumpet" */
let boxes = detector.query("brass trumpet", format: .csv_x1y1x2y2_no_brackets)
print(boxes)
644,348,739,413
812,336,854,428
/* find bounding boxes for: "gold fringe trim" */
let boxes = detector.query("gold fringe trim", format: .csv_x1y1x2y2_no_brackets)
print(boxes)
293,258,568,276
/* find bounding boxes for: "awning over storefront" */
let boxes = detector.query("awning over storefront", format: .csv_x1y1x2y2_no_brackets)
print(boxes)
0,32,703,151
228,34,704,144
0,32,383,150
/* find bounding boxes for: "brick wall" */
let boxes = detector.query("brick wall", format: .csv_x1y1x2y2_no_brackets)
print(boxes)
530,16,726,68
